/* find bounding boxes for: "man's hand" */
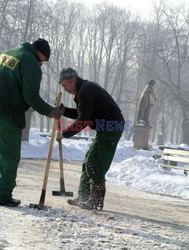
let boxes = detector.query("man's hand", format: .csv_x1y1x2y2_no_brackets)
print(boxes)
47,107,63,119
59,103,65,114
56,131,63,141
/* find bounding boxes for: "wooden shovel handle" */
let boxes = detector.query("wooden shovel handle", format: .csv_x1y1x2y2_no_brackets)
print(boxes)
58,140,64,179
42,92,62,190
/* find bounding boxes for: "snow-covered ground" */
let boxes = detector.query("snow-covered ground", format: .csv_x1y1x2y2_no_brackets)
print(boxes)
1,129,189,250
21,129,189,200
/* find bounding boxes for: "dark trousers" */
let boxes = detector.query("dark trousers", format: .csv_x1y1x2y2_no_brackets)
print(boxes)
0,119,21,198
78,130,123,198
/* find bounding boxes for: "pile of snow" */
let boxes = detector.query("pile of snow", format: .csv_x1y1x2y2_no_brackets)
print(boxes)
21,129,189,199
107,155,189,199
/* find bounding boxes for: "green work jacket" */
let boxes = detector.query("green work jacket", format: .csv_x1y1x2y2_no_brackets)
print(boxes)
0,42,51,128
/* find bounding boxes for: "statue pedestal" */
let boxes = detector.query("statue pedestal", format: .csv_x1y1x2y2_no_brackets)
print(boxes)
133,125,151,150
157,134,164,146
22,108,33,141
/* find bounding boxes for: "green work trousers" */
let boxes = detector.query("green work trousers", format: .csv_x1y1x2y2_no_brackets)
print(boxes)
0,118,22,199
78,130,123,198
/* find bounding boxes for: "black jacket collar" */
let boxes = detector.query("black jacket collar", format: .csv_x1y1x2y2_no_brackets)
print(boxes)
74,77,87,102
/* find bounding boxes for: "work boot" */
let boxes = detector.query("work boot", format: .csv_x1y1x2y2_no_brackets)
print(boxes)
0,197,21,207
67,195,89,206
78,182,106,210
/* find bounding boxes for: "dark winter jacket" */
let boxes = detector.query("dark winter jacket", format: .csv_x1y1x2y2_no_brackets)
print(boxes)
0,42,51,128
62,77,124,138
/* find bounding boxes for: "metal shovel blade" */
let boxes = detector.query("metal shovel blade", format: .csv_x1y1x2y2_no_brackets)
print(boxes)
52,190,73,197
29,203,51,210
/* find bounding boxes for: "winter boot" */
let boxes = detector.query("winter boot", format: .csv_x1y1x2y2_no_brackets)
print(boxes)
67,195,89,206
78,182,106,210
0,197,21,207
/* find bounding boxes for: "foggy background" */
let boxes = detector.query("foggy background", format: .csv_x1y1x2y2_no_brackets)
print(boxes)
1,0,189,144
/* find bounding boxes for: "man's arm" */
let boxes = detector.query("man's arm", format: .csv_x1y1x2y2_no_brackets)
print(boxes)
63,107,78,119
20,56,51,115
62,93,94,138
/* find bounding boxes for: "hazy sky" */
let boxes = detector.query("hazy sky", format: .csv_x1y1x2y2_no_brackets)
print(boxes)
75,0,186,17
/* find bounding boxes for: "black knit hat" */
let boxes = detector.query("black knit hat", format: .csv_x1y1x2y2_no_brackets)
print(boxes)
32,38,51,61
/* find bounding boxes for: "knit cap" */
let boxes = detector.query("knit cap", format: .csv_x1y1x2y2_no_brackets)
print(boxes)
59,68,78,82
32,38,51,61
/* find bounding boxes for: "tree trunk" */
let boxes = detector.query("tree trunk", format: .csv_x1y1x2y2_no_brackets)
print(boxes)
40,116,44,132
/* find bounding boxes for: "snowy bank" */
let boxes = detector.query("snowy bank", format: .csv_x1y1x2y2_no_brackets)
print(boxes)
21,130,189,200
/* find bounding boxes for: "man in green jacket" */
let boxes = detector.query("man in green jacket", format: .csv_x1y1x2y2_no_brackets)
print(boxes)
0,39,63,207
56,68,124,210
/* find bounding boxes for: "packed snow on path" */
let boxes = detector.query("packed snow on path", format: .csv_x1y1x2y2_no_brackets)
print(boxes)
21,129,189,200
1,129,189,250
1,200,188,250
1,200,189,250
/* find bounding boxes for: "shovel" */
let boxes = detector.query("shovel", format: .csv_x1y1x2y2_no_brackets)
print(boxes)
52,129,73,197
29,92,62,210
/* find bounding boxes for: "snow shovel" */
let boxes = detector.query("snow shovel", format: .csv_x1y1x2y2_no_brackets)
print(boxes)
52,137,73,197
29,92,62,210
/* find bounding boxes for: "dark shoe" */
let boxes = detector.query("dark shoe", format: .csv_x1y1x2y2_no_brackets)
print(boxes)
79,182,106,211
0,198,21,207
67,196,89,206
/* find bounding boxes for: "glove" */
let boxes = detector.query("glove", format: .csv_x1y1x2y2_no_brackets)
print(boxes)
59,103,64,110
47,107,62,119
59,103,66,115
56,131,63,141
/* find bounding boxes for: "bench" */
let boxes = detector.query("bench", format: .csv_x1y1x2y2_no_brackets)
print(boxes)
155,147,189,176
